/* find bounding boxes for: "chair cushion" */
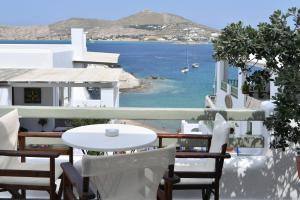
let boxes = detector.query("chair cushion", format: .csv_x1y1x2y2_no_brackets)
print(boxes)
173,158,215,185
209,113,229,153
0,158,63,186
177,177,214,185
175,158,214,172
0,109,20,169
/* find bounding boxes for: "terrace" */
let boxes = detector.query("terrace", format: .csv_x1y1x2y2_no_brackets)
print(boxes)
0,105,298,199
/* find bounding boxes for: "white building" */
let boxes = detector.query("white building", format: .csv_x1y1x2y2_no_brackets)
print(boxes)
182,59,277,154
0,28,121,131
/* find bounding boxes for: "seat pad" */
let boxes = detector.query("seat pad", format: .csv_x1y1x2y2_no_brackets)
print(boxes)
0,158,63,186
172,158,215,185
175,158,215,172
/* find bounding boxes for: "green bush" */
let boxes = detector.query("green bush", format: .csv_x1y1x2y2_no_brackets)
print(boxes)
213,7,300,150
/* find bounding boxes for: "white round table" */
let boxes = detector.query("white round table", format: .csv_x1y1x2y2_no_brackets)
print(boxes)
62,124,157,151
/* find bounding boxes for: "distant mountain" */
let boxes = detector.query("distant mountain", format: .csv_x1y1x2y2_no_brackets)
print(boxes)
116,10,192,25
49,18,112,31
0,10,219,42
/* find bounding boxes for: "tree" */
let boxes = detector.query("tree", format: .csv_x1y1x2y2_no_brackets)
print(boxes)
213,8,300,150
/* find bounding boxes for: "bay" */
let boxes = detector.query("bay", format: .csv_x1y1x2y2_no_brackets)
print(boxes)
0,40,216,131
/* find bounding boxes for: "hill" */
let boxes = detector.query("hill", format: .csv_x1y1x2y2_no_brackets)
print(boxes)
0,10,219,42
116,10,192,25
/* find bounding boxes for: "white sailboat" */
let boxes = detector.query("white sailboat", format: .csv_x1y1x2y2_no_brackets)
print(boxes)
181,47,189,73
192,63,200,68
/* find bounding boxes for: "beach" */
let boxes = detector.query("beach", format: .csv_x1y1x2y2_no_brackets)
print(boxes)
120,119,169,133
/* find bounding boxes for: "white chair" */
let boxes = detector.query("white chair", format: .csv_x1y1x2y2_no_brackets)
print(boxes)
0,109,63,199
158,113,231,200
61,145,177,200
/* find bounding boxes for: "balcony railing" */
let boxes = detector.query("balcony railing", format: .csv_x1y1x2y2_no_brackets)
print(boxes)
0,105,265,121
221,81,227,92
227,79,238,87
231,86,238,98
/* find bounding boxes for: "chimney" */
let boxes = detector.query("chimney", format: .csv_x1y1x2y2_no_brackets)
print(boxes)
71,28,87,60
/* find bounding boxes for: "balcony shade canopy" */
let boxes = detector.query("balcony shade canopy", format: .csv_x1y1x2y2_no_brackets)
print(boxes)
0,68,121,87
73,52,120,65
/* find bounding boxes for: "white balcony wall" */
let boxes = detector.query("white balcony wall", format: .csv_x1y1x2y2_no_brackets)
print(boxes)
0,50,53,68
113,84,120,107
101,88,115,107
52,50,74,68
0,87,12,105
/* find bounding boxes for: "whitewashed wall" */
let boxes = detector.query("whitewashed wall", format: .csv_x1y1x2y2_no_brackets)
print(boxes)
52,50,74,68
71,28,87,60
0,87,12,105
0,50,53,68
101,88,115,107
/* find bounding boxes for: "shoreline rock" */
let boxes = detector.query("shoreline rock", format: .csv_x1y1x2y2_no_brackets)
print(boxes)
119,69,141,90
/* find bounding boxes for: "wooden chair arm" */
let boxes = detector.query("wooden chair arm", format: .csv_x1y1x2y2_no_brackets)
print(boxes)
61,162,95,199
0,150,59,158
157,133,212,150
176,152,231,159
0,169,51,178
157,133,212,140
163,172,180,184
18,131,73,163
18,131,63,138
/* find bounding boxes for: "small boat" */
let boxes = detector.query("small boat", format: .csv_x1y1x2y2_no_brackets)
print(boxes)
181,46,190,73
192,63,199,68
181,67,189,73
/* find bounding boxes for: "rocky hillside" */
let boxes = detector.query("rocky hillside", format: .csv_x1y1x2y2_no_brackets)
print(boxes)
0,10,219,42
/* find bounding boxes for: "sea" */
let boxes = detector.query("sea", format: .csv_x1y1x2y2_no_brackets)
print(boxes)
0,40,217,131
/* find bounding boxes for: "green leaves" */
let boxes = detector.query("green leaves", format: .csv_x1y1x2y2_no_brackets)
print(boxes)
213,8,300,149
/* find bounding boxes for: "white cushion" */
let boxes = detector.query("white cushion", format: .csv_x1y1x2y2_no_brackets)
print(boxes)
175,158,214,172
209,113,229,153
178,178,214,185
0,158,63,186
0,109,20,169
174,158,215,185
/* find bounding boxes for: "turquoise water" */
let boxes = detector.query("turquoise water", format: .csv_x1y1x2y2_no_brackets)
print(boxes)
89,41,216,131
88,41,215,108
0,40,216,131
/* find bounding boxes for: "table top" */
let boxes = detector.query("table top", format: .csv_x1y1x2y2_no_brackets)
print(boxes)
62,124,157,151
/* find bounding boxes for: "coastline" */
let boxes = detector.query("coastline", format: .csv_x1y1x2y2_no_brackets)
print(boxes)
120,79,153,93
120,119,168,133
89,38,211,45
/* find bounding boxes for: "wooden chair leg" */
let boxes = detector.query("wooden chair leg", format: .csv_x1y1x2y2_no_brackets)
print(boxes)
165,182,173,200
214,183,219,200
202,189,206,200
8,189,22,199
21,189,26,199
48,186,57,200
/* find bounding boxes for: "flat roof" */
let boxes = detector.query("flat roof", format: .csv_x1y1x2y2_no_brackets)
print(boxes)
73,52,120,64
0,44,72,53
0,68,121,87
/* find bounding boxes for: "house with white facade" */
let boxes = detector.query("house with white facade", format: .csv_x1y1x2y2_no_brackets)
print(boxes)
182,58,277,154
0,28,121,131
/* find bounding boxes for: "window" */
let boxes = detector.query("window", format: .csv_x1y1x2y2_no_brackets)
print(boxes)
87,87,101,100
246,122,252,135
24,88,41,104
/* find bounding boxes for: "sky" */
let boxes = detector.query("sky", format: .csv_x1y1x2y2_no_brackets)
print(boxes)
0,0,299,29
